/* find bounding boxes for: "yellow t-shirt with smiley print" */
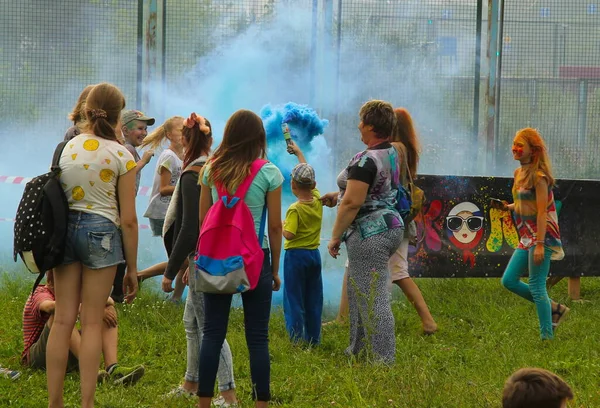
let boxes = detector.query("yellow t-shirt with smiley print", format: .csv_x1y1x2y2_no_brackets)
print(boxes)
59,134,136,227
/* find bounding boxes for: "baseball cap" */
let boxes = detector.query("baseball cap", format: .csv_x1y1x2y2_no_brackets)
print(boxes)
291,163,316,184
121,109,155,126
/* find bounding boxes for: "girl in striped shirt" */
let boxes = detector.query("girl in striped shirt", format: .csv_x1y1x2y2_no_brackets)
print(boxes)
494,128,568,340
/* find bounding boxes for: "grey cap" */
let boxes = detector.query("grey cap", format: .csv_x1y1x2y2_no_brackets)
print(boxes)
291,163,316,184
121,109,155,126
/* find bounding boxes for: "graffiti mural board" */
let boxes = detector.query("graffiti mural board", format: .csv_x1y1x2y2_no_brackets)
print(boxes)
409,176,599,278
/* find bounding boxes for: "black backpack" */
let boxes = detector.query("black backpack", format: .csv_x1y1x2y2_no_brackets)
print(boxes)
13,141,69,291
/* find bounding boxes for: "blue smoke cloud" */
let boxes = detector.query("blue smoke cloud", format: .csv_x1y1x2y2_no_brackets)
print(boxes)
261,102,329,190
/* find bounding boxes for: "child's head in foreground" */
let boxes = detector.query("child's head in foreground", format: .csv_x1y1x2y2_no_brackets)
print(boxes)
502,367,573,408
290,163,316,196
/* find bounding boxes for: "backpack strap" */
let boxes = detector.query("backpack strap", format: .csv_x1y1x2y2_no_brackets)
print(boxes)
257,204,267,247
51,141,69,173
183,165,204,175
215,159,268,205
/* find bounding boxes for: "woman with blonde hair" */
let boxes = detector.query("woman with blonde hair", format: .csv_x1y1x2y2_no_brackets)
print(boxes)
388,107,437,334
495,127,568,340
142,115,185,236
197,109,283,408
137,116,186,300
49,82,139,408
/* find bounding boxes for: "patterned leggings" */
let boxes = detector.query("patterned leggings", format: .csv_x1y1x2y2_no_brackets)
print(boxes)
345,227,403,364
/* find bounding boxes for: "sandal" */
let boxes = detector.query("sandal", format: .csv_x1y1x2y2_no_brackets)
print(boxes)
552,303,570,331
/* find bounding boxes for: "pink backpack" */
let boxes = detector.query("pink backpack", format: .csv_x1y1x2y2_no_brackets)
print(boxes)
194,159,268,294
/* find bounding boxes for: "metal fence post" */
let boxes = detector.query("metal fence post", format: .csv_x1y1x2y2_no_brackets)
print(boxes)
136,0,144,110
333,0,343,174
486,0,500,174
578,79,589,145
473,0,483,174
309,0,318,108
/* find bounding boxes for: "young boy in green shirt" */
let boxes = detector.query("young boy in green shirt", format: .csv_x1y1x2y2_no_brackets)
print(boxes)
282,142,323,344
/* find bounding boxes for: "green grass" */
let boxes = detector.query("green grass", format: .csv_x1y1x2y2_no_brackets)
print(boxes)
1,273,599,407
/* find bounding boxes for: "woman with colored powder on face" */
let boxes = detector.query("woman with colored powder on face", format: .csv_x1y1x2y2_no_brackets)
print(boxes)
493,127,568,340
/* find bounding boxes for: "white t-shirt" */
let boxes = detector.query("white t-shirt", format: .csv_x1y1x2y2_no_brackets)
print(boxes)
143,148,183,220
59,134,136,226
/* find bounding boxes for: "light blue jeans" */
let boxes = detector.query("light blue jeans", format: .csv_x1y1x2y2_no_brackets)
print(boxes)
184,264,235,391
501,247,554,340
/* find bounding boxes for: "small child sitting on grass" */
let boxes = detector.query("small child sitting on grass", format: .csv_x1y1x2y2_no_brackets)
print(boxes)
502,367,573,408
282,141,323,345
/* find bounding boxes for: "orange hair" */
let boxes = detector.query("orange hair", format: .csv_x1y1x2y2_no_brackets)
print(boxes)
391,108,421,177
515,128,555,189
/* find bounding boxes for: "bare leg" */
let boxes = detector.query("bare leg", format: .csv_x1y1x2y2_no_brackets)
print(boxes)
47,263,82,408
337,266,349,323
47,314,83,360
101,317,118,369
79,265,117,408
137,262,168,281
395,278,437,334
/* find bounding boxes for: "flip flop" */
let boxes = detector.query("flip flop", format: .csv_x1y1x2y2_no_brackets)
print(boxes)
552,303,570,331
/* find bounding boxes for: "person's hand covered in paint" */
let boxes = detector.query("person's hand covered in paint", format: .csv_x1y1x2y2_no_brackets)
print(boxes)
142,149,155,164
328,237,342,259
320,191,339,208
534,242,545,265
490,198,509,211
161,276,174,293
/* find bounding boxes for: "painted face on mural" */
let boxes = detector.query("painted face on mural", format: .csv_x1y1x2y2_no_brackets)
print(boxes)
447,210,483,244
512,135,532,163
446,201,485,268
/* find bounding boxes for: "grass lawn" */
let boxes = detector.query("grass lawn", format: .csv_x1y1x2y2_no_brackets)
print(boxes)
1,273,599,407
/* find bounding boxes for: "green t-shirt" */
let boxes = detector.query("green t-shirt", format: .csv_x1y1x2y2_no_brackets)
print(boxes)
201,161,284,248
284,188,323,250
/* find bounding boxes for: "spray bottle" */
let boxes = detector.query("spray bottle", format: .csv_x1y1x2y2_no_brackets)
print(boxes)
281,122,295,155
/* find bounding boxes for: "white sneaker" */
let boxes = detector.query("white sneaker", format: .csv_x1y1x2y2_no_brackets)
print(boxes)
165,385,196,398
212,396,239,407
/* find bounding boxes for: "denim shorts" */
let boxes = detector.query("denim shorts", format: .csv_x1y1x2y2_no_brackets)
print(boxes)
148,218,164,237
62,211,125,269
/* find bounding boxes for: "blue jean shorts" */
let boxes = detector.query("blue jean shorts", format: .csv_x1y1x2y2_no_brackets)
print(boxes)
62,211,125,270
148,218,164,237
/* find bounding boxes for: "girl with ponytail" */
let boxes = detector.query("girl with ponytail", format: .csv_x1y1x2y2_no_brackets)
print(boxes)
161,113,238,405
50,82,140,406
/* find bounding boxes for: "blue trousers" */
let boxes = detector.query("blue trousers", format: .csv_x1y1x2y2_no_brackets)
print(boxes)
198,249,273,401
283,248,323,344
501,247,554,340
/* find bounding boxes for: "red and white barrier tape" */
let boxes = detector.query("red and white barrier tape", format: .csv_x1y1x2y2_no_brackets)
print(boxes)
0,175,152,197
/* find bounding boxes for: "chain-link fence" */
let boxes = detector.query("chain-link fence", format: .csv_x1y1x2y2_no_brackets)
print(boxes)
0,0,140,134
497,1,600,179
334,1,481,175
0,0,598,179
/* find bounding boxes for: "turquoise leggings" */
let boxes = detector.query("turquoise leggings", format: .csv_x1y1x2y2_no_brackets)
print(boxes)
501,247,554,340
